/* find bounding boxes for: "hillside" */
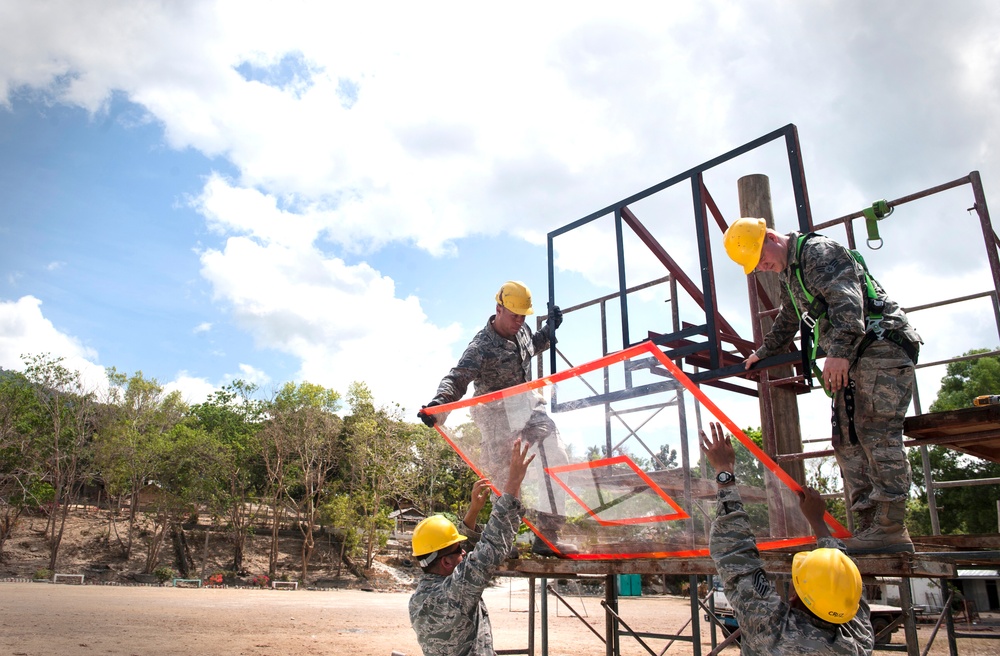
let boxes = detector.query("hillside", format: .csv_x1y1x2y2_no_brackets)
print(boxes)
0,507,415,591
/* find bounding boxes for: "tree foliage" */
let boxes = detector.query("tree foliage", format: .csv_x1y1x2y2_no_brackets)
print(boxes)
909,348,1000,534
0,357,480,579
929,348,1000,412
21,354,98,572
188,380,266,571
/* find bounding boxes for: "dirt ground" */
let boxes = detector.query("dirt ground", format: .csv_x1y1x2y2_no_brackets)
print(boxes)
2,579,1000,656
3,511,1000,655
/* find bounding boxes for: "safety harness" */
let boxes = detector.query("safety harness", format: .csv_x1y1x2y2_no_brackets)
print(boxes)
786,233,919,396
786,233,919,445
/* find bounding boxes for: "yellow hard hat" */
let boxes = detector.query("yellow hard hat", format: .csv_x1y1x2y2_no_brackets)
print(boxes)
792,548,862,624
495,281,534,316
411,515,467,566
723,217,767,274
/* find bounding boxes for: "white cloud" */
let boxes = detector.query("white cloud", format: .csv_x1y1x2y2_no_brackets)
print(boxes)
0,295,108,391
235,363,270,386
3,0,1000,432
193,322,212,334
198,233,464,413
163,371,218,406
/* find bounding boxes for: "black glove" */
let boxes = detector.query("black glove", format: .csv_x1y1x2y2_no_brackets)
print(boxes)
548,305,563,330
541,305,562,345
418,401,440,427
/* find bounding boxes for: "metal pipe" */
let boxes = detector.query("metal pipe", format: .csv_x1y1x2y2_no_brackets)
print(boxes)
600,600,659,656
545,582,604,643
920,591,954,656
812,175,972,231
933,477,1000,489
541,577,548,656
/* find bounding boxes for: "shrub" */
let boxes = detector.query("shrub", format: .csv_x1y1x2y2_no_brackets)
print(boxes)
153,566,175,583
33,568,52,581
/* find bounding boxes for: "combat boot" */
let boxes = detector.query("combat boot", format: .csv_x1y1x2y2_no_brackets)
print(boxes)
844,501,913,554
850,505,877,534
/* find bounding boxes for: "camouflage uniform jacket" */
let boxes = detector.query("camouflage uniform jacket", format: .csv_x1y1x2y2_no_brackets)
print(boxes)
754,232,920,363
431,317,551,405
710,486,874,655
409,493,525,656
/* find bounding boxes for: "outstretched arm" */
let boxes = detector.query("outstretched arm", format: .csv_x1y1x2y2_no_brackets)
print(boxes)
701,422,784,654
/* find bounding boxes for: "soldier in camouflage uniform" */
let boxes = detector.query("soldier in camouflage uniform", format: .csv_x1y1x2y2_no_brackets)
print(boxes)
724,218,921,553
409,439,533,656
419,281,575,556
701,422,874,655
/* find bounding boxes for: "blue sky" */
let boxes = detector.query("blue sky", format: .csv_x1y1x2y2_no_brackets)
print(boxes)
2,1,1000,446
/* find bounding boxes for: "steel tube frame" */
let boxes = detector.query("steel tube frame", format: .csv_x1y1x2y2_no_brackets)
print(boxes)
542,121,1000,655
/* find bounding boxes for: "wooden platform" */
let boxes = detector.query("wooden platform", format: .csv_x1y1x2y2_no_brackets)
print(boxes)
903,405,1000,463
500,550,971,579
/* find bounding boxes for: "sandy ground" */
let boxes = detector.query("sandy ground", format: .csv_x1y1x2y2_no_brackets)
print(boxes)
2,579,999,656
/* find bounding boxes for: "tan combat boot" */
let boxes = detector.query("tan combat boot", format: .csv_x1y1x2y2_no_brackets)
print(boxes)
844,501,913,554
850,505,877,534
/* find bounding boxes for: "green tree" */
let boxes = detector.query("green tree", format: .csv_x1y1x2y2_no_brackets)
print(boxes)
188,380,266,572
411,422,477,516
275,381,341,582
339,382,419,568
22,354,98,573
0,369,46,559
929,348,1000,411
140,423,224,574
93,369,185,558
651,443,679,471
319,493,363,576
907,445,1000,535
907,349,1000,534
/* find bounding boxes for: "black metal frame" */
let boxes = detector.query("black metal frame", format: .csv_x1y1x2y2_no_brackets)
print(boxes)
546,123,813,400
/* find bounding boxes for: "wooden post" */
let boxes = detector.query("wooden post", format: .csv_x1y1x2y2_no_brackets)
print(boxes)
738,174,808,536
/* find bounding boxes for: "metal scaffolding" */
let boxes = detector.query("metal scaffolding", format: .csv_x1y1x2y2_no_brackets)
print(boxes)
523,124,1000,655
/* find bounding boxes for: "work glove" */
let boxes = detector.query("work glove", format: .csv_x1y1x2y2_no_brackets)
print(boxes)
541,305,562,345
418,401,440,427
548,305,563,330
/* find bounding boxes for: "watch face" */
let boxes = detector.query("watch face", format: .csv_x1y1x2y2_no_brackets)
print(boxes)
716,471,735,485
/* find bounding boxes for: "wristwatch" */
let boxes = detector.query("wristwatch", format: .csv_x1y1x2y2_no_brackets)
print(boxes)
716,471,736,486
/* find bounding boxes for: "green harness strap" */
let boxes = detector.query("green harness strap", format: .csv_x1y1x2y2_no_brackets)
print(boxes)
861,199,893,250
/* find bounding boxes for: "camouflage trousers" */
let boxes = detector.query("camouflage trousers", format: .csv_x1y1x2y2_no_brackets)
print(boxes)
471,404,569,516
832,339,915,514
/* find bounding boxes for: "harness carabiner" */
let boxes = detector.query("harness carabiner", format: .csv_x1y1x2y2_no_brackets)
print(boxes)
866,315,886,340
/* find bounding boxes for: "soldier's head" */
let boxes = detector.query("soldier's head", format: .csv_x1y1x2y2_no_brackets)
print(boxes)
723,218,789,274
790,548,862,624
412,515,468,574
494,281,533,339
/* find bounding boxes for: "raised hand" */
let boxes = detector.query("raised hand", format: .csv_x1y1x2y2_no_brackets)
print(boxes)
699,421,735,474
463,478,492,530
502,438,536,498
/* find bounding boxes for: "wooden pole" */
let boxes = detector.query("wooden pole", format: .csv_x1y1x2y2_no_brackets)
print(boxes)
738,174,808,535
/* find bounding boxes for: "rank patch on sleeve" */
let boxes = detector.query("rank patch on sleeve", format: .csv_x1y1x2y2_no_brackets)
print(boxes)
752,569,771,598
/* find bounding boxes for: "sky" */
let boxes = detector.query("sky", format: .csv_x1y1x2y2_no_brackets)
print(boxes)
1,1,1000,451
